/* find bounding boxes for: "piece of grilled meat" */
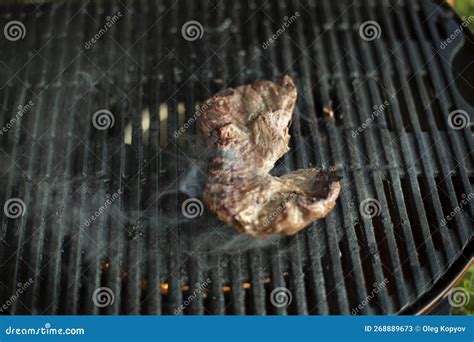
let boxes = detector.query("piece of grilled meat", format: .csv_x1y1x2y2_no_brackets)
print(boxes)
200,75,340,237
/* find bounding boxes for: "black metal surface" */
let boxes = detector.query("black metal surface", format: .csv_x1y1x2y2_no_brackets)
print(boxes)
0,0,472,315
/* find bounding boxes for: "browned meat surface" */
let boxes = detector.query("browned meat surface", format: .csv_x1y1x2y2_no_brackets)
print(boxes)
200,75,341,237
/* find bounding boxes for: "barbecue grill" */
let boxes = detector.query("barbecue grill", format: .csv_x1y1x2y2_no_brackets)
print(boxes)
0,0,472,315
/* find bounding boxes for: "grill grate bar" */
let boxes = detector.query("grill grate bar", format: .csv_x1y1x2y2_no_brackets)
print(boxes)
2,17,29,314
324,0,393,310
293,2,334,315
321,0,395,313
365,4,427,297
60,1,96,314
342,1,410,311
277,0,311,315
295,2,340,314
182,0,205,314
64,9,95,313
41,1,82,314
166,0,183,314
82,0,108,315
373,2,443,283
82,0,113,315
146,0,165,315
349,3,419,305
125,0,149,315
10,5,64,314
423,8,474,158
222,0,245,315
245,0,268,316
0,6,34,311
299,0,357,315
259,0,292,316
394,1,459,263
305,1,359,314
102,0,130,315
383,1,472,277
199,0,226,316
415,1,474,234
0,42,34,314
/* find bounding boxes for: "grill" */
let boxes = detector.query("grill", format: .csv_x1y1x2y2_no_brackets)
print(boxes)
0,0,473,315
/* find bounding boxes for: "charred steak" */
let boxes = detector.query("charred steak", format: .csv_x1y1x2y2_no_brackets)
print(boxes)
199,75,341,237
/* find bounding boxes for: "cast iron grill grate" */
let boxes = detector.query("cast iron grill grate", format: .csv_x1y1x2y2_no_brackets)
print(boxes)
0,0,472,315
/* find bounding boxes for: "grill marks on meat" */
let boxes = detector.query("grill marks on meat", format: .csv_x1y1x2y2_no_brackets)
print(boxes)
200,76,341,237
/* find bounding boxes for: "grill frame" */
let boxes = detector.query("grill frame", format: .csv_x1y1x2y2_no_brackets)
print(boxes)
0,0,472,315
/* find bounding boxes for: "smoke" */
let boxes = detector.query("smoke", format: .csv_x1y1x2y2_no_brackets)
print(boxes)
26,139,275,242
152,133,285,254
0,106,285,281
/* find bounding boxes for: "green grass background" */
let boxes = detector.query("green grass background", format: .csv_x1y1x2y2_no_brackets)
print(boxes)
451,266,474,315
455,0,474,29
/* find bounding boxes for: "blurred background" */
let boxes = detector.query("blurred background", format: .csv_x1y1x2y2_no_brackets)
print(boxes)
452,266,473,315
449,0,474,29
1,0,473,27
